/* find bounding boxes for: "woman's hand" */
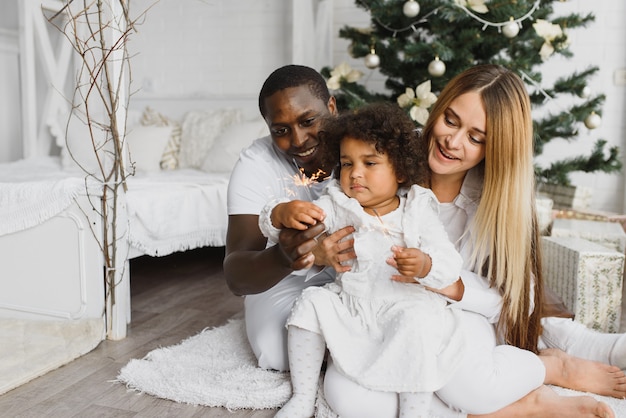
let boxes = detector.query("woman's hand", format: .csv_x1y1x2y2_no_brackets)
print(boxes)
425,278,465,301
388,246,431,281
312,225,356,273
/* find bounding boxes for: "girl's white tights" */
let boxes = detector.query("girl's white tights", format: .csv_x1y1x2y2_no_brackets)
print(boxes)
399,391,434,417
275,326,434,418
275,326,326,418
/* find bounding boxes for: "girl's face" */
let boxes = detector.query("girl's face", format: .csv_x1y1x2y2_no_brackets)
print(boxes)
428,92,487,179
339,136,400,215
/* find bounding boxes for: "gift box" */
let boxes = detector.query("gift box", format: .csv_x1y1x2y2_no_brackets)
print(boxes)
542,236,624,332
551,218,626,253
537,183,592,210
553,207,626,234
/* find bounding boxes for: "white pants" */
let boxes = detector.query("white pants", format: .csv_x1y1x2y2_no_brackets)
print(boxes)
324,311,545,417
244,268,334,371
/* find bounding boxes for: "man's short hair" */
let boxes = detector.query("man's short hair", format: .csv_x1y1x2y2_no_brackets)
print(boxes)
258,65,331,117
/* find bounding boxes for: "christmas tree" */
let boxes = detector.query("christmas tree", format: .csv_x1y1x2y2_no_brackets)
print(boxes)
322,0,621,186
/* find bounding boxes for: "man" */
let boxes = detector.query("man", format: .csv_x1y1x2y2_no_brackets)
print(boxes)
224,65,354,371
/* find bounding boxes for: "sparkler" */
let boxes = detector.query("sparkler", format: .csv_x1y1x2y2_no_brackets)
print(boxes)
372,208,397,250
287,159,327,200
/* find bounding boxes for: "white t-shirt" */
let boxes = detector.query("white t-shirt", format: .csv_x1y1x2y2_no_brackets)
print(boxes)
227,136,331,216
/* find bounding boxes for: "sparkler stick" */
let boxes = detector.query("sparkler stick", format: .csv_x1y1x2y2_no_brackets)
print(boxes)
372,208,396,249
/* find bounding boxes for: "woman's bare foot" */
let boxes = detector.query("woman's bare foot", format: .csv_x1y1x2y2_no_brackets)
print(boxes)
540,348,626,398
469,385,614,418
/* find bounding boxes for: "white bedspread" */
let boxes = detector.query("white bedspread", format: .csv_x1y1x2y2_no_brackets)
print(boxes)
0,157,88,236
126,170,230,256
0,157,230,256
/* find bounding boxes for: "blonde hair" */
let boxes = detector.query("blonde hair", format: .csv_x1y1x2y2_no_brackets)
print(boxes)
422,65,543,351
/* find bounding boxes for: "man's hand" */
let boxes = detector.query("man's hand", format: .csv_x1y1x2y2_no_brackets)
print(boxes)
277,222,327,270
312,226,356,273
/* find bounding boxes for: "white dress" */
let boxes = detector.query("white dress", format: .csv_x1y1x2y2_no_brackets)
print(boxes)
260,181,467,393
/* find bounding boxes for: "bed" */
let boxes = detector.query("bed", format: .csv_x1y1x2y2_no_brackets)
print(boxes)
0,101,267,340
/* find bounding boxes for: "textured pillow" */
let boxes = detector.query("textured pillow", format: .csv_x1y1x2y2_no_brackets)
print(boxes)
178,108,243,169
201,117,269,173
126,125,174,172
140,107,182,170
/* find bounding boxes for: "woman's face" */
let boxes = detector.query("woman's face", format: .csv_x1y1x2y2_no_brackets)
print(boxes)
428,92,487,179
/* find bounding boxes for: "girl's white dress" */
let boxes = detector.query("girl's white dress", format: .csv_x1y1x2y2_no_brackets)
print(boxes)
260,181,467,393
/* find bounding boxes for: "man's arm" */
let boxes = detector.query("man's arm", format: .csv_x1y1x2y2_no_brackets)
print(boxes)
223,214,325,295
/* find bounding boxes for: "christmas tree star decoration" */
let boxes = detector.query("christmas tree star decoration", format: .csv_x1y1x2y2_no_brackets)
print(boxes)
533,19,567,60
326,62,364,90
397,80,437,125
454,0,489,14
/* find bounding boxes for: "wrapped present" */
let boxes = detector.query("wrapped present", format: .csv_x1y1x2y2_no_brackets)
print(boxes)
553,208,626,233
551,218,626,253
542,236,623,332
536,196,554,235
537,183,592,210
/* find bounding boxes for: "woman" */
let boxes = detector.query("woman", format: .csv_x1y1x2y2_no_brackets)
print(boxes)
319,64,624,417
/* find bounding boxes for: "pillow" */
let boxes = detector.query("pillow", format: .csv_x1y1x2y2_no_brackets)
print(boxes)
201,117,269,173
178,108,243,169
126,125,174,172
139,107,182,170
60,113,113,174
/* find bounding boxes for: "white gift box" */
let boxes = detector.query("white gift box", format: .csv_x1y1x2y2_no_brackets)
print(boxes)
542,236,624,332
551,218,626,253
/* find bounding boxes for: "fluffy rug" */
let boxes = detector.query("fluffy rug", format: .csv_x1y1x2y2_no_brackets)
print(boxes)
117,318,626,416
0,317,105,395
117,318,290,410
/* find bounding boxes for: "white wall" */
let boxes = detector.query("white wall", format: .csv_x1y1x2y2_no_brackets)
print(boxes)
2,0,625,212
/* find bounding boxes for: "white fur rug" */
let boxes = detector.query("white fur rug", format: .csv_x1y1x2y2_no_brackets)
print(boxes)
0,317,105,395
117,318,626,416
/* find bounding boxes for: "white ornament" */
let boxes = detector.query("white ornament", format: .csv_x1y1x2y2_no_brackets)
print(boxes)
580,85,591,98
428,57,446,77
584,112,601,129
365,52,380,69
403,0,420,18
502,20,520,38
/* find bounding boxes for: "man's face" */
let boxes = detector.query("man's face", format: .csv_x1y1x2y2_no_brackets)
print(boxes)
262,86,336,177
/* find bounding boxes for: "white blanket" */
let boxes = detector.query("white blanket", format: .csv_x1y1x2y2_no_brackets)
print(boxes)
117,318,626,416
0,157,229,255
125,170,230,256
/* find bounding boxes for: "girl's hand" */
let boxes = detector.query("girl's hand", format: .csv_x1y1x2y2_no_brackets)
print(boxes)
388,245,431,282
312,225,356,273
272,200,325,230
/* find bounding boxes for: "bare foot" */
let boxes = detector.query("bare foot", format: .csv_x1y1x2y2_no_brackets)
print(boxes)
540,348,626,398
469,385,614,418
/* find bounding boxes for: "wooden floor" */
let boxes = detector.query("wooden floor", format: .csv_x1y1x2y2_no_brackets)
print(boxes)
2,247,626,418
0,247,276,418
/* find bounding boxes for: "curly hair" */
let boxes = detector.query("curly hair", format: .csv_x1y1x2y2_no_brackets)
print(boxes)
318,102,427,188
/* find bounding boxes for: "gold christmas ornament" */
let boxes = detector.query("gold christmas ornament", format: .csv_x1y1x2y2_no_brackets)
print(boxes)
428,56,446,77
402,0,420,18
584,112,602,129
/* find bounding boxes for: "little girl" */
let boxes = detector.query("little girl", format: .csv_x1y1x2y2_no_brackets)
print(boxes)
259,102,467,417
